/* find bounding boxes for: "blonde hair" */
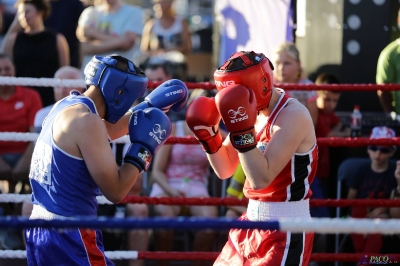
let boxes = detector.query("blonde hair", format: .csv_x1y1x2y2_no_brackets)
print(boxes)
274,42,300,62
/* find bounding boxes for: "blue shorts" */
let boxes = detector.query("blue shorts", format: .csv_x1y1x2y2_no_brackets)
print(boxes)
25,227,114,266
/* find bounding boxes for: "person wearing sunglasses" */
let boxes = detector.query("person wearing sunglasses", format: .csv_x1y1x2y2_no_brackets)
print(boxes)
346,126,398,254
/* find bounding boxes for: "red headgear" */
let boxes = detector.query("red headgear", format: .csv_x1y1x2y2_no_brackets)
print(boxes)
214,51,275,110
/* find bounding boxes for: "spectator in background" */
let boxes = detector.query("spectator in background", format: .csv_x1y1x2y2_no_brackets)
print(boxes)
4,0,84,69
33,66,84,133
273,41,318,125
313,72,349,217
1,0,69,107
150,94,219,266
143,55,188,122
45,0,84,68
0,53,42,194
140,0,192,56
76,0,144,70
347,126,398,253
376,8,400,114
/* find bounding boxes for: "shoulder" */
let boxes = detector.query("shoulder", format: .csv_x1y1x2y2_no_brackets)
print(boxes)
275,100,313,129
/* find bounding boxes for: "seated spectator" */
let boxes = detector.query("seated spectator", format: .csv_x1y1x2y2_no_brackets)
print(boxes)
33,66,84,133
150,116,218,266
140,0,191,56
0,53,41,250
347,126,398,253
0,53,42,194
313,73,350,218
76,0,143,71
273,41,318,125
142,55,187,122
1,0,70,107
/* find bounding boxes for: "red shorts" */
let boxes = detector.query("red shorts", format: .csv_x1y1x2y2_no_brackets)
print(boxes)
214,213,314,266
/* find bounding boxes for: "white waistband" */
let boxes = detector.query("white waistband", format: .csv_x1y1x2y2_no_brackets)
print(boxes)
246,199,311,221
30,204,74,220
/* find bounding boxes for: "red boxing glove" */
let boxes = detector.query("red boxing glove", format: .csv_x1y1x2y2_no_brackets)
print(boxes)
186,96,223,154
215,84,257,152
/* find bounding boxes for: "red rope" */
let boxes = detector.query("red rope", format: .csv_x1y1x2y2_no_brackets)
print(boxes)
147,81,400,91
120,196,400,208
166,136,400,147
137,252,400,262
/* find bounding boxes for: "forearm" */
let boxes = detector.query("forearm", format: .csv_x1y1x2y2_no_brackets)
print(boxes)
239,150,272,190
390,186,400,218
152,171,174,196
207,142,239,179
110,163,140,203
377,90,394,113
105,113,130,140
80,39,121,55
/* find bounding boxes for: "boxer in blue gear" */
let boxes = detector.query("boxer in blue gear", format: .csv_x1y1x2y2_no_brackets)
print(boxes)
25,54,175,266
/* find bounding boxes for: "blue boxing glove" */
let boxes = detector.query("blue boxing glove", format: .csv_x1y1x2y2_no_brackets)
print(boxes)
124,108,172,172
130,79,188,113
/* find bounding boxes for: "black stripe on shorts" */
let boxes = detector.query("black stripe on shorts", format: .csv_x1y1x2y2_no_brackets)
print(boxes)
284,232,304,266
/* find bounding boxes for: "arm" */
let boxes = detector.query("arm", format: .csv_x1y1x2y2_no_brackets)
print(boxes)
74,114,140,203
327,121,351,137
0,14,20,53
376,48,395,113
140,19,154,55
207,139,239,179
56,34,70,67
1,32,17,56
377,90,394,113
306,99,318,126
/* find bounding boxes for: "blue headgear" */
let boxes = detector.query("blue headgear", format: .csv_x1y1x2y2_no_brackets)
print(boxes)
84,54,148,124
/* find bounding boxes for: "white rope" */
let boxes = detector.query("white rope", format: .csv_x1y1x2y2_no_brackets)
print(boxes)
0,132,130,143
0,132,38,142
280,218,400,234
0,250,138,259
0,194,113,205
0,77,85,88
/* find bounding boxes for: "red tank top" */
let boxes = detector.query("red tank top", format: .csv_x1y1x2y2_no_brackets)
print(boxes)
243,91,318,202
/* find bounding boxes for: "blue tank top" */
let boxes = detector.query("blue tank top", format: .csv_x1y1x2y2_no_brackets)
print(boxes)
29,92,101,217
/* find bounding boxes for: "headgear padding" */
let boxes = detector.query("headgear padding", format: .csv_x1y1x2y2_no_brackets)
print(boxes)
214,51,274,110
84,54,148,123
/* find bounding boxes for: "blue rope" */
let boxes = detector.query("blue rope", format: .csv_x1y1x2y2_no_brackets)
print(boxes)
0,217,280,231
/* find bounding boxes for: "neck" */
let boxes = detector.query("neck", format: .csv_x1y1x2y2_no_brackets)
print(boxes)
24,21,45,34
0,85,16,100
259,87,281,117
371,161,389,173
83,86,106,119
105,1,121,12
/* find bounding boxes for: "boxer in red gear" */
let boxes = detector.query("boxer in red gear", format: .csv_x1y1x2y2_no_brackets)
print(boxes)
187,51,317,266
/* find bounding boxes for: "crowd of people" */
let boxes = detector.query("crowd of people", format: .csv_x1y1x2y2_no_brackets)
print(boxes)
0,1,400,266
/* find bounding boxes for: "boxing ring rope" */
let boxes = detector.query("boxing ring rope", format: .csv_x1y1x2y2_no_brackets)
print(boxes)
2,76,400,91
3,131,400,147
2,78,400,263
0,193,399,208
